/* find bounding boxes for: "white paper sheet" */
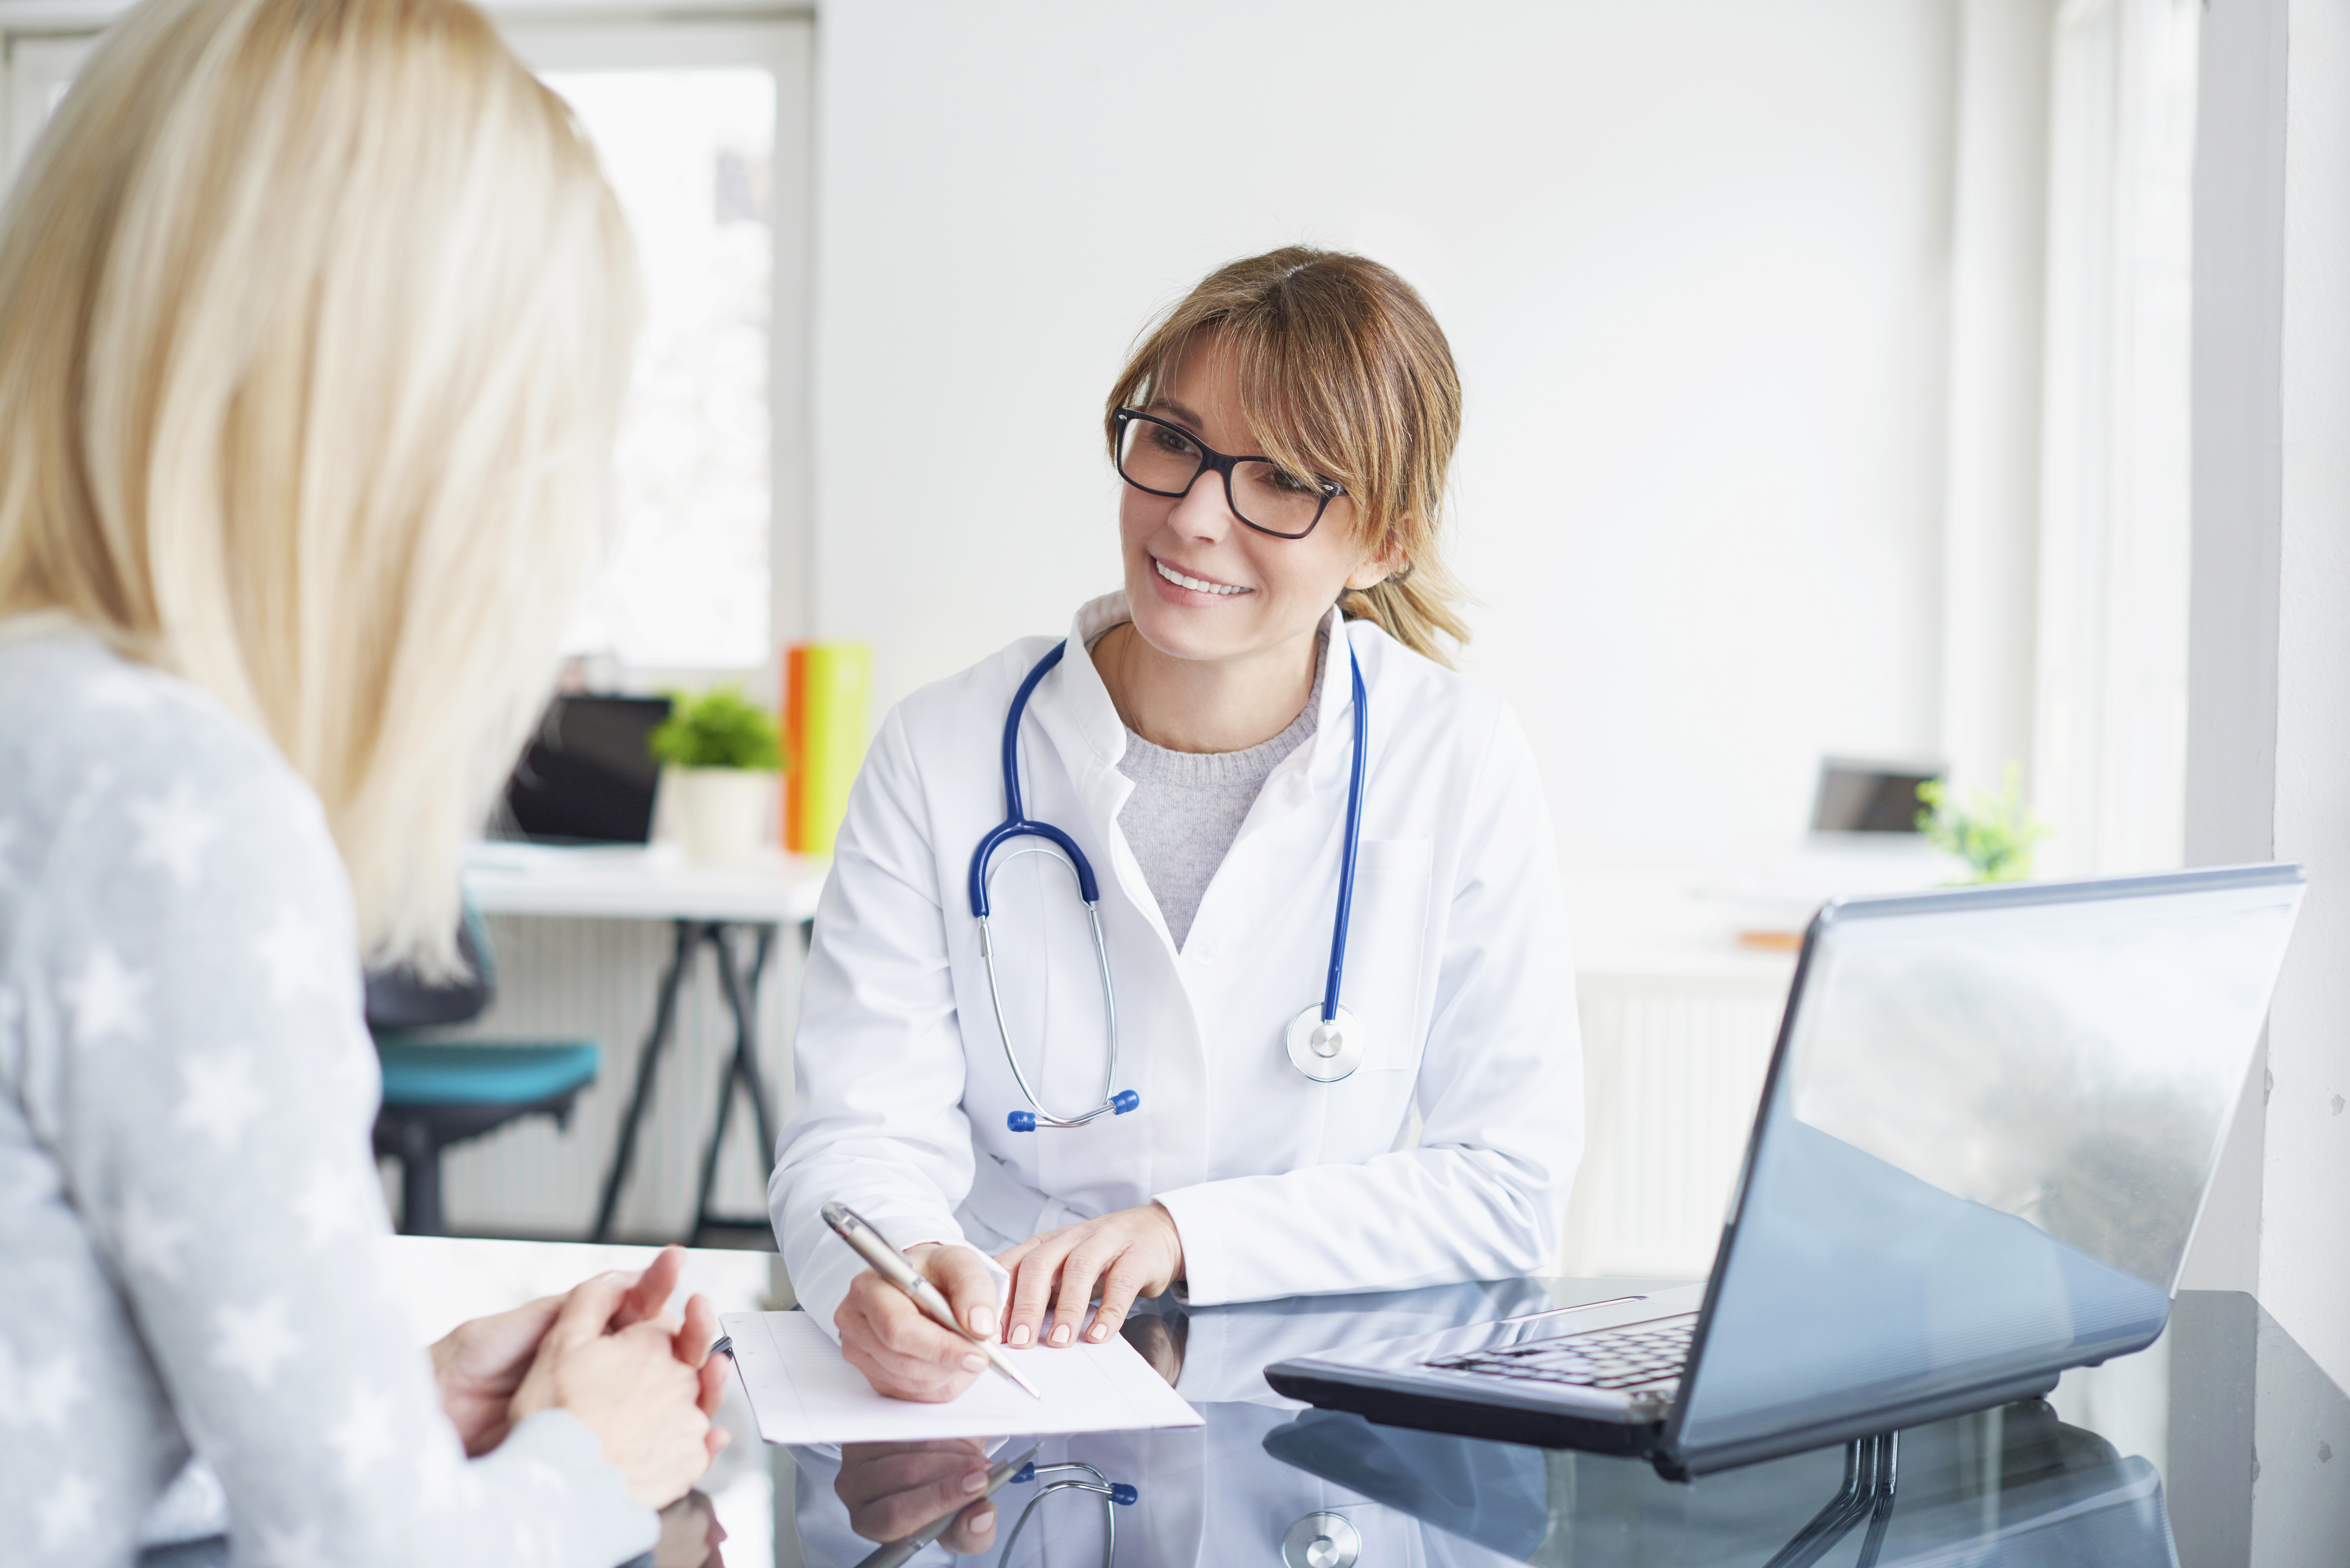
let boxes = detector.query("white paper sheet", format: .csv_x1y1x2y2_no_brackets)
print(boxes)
720,1310,1204,1445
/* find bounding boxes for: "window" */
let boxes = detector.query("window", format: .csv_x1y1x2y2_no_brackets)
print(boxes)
1,17,811,681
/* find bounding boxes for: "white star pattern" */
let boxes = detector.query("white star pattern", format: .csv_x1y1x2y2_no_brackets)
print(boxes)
296,1160,383,1245
36,1473,95,1549
117,1192,191,1283
128,780,224,891
83,670,161,710
17,1353,86,1431
177,1046,265,1150
326,1386,396,1482
252,1519,323,1568
60,945,149,1047
416,1438,462,1509
211,1295,299,1389
254,908,334,1002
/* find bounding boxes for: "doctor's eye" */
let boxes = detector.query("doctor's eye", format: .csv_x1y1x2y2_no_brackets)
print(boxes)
1148,424,1203,459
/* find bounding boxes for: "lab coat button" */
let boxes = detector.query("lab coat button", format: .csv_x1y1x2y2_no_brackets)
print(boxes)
1191,939,1218,961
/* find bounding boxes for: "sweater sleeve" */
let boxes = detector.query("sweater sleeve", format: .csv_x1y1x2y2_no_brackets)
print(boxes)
20,708,656,1566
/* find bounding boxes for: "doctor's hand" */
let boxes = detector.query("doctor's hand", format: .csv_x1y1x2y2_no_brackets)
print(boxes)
997,1202,1185,1351
837,1243,1003,1402
836,1438,1001,1553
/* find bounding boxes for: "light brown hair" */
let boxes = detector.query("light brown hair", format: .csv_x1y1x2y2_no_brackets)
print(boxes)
0,0,638,970
1104,247,1469,663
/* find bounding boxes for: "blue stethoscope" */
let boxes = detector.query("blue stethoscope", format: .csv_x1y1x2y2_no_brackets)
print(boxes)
969,633,1372,1131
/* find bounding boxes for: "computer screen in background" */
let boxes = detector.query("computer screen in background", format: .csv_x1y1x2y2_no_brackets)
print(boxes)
501,695,672,844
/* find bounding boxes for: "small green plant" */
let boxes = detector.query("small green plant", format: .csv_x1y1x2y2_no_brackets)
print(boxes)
648,686,783,772
1917,764,2048,884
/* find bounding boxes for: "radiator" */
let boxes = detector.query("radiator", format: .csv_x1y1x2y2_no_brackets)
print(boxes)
1559,970,1789,1279
386,914,801,1242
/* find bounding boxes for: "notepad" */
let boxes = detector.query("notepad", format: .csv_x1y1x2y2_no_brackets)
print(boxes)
720,1310,1204,1445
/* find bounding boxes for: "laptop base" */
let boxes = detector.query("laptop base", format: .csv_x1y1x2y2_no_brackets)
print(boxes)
1262,1366,1666,1459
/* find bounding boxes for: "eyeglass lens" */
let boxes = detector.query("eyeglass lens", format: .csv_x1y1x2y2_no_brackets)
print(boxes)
1116,415,1326,538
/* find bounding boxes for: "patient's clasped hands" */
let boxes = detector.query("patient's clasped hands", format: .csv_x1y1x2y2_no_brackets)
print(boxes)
436,1245,729,1508
837,1202,1185,1403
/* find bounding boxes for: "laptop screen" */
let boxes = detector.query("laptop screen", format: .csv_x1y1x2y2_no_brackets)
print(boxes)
1670,867,2303,1460
501,695,671,844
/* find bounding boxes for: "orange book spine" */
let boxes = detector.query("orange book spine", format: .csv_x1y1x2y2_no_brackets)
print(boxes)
783,645,808,852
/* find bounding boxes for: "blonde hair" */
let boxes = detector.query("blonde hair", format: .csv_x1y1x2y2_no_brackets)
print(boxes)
0,0,637,970
1104,247,1469,663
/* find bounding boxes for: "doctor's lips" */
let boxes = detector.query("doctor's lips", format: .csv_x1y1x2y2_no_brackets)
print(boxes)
1151,555,1252,597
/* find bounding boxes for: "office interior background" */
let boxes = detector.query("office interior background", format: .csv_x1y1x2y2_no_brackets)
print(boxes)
3,0,2344,1417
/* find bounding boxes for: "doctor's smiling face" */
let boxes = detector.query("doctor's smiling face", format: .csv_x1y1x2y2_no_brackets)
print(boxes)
1114,334,1398,698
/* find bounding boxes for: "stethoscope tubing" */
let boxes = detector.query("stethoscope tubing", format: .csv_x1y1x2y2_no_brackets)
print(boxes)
1321,650,1369,1025
973,627,1368,1127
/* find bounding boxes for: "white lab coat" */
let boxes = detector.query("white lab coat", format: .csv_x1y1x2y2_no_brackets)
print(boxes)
769,594,1582,1332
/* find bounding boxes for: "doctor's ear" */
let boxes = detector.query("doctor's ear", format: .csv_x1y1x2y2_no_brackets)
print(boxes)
1343,536,1409,594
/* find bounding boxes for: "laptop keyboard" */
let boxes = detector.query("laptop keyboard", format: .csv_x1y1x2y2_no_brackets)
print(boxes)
1427,1312,1696,1392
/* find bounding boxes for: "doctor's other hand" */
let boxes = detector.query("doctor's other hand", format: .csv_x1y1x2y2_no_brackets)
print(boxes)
997,1202,1185,1351
837,1242,1003,1403
507,1270,716,1508
837,1438,1001,1553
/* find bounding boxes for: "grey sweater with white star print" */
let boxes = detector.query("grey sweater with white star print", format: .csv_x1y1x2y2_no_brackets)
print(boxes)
0,626,656,1567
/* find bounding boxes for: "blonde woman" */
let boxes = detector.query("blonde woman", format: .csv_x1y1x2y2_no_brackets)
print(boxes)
0,0,725,1562
772,249,1581,1540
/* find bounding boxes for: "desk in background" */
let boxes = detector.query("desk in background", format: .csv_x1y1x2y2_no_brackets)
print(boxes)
462,843,827,1245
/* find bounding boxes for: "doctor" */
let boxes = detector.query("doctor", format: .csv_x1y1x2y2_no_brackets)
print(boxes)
769,247,1581,1417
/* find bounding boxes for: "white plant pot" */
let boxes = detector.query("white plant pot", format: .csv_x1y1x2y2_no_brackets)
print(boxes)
668,767,774,864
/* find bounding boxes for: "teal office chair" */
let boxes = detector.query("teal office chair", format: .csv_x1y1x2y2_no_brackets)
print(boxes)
365,903,600,1236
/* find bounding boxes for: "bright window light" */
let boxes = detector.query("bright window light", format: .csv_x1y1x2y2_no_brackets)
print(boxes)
547,69,775,670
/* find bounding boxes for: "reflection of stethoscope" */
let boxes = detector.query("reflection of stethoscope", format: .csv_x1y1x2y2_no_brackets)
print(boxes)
992,1460,1358,1568
995,1458,1140,1565
968,635,1374,1133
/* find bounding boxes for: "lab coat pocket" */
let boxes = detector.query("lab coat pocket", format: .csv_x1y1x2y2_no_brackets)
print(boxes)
1338,837,1433,1071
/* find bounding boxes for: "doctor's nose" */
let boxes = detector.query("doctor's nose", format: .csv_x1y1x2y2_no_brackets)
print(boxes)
1166,466,1239,541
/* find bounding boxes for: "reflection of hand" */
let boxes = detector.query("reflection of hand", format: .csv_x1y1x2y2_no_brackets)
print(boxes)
655,1489,729,1568
836,1439,1000,1554
1119,1311,1186,1387
997,1202,1184,1349
838,1243,1001,1402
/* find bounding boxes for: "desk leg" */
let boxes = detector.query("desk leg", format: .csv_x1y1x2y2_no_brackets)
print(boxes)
594,919,699,1243
692,921,783,1242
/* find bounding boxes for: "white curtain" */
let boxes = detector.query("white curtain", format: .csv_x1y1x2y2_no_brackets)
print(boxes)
2031,0,2201,876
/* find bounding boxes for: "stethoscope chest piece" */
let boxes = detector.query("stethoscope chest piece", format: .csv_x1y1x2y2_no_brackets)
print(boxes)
1282,1511,1362,1568
1285,1003,1366,1083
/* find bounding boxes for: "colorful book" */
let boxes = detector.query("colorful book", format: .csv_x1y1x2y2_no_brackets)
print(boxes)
784,643,872,856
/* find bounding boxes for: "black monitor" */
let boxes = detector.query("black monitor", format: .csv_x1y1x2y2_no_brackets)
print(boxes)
501,695,671,844
1811,758,1944,834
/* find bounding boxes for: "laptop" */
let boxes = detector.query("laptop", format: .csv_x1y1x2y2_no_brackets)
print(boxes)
501,694,672,844
1266,865,2305,1479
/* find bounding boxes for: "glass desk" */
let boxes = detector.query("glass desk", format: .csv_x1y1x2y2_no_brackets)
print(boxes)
130,1248,2346,1567
774,1277,2346,1568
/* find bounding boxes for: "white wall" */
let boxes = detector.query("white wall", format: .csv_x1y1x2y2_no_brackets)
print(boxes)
2268,0,2350,1395
2184,0,2350,1397
811,0,1960,863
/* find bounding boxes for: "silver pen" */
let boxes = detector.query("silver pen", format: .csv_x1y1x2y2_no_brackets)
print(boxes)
849,1444,1039,1568
822,1201,1043,1399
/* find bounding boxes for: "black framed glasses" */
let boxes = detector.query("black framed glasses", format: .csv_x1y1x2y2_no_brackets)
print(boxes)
1112,408,1347,540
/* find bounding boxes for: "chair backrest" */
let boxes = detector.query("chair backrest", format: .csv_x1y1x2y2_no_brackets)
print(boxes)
363,900,497,1032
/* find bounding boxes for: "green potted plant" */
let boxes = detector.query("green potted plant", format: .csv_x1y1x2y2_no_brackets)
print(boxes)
648,686,784,864
1916,764,2049,884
